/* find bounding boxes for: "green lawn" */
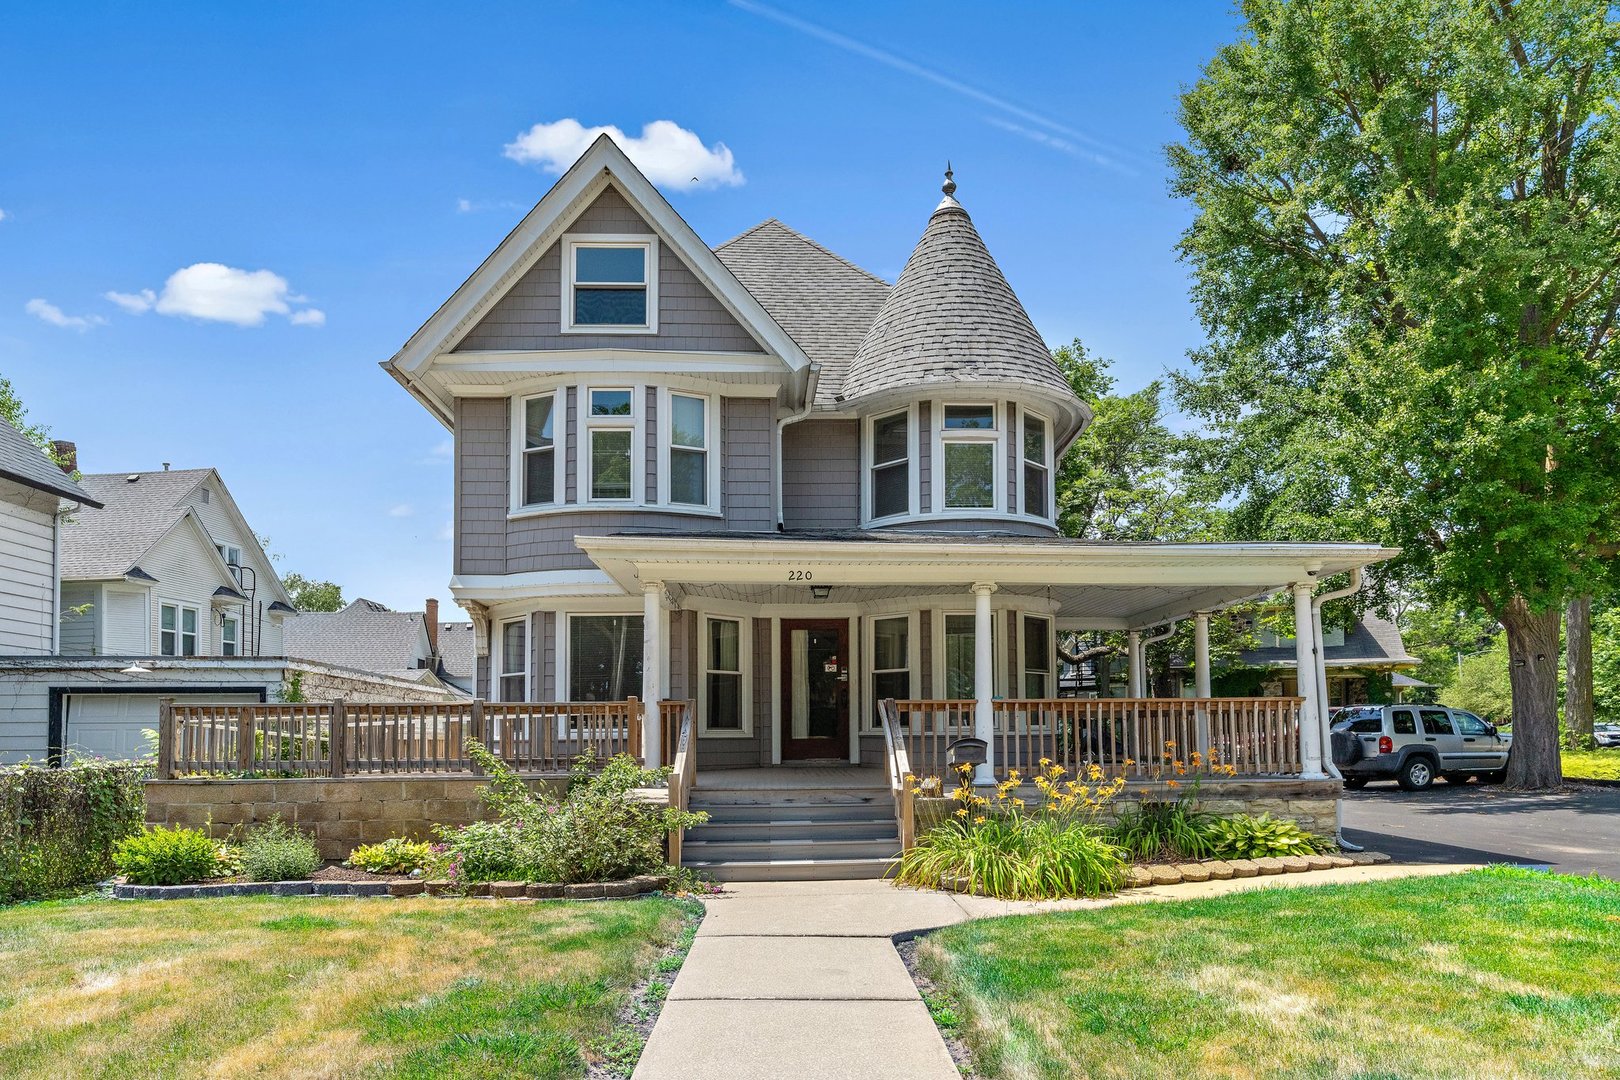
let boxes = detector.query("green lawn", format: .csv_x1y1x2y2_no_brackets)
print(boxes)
0,894,694,1079
918,868,1620,1079
1562,748,1620,781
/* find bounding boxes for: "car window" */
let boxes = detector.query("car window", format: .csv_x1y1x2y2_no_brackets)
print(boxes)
1420,709,1455,735
1349,717,1383,733
1452,712,1491,736
1391,708,1417,735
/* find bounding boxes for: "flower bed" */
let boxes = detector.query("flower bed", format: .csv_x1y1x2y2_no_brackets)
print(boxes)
112,872,671,901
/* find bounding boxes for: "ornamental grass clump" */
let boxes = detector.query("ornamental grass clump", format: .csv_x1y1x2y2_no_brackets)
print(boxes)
892,760,1128,900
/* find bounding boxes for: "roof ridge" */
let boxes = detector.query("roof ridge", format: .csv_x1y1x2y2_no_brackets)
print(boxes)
717,218,890,288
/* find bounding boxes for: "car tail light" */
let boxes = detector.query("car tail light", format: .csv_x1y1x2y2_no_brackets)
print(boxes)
1378,736,1393,755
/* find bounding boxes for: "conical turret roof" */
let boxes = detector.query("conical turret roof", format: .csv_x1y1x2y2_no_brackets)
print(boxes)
840,172,1078,415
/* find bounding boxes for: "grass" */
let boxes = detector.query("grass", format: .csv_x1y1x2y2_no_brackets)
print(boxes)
1562,748,1620,781
0,893,694,1079
916,867,1620,1079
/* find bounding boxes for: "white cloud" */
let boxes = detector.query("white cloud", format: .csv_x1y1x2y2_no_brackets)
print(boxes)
104,288,156,314
456,197,473,213
429,439,453,460
288,308,326,327
456,196,527,214
388,503,415,518
504,119,744,188
25,298,105,331
0,208,7,223
437,519,454,542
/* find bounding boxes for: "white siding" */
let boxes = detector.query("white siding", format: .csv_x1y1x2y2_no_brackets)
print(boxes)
180,480,290,656
58,582,98,655
0,488,58,655
142,526,230,657
102,587,151,653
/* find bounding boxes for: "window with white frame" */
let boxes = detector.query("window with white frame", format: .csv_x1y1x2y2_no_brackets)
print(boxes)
1022,413,1050,518
667,392,710,506
568,614,644,700
702,616,746,734
1022,614,1052,697
871,615,910,725
216,543,242,567
497,619,528,702
519,392,560,507
943,613,977,698
565,238,656,330
939,404,999,510
869,410,910,520
585,388,636,502
159,603,198,657
221,614,239,657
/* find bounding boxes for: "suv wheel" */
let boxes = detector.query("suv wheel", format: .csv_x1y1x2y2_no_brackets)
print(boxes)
1343,777,1369,790
1397,756,1436,791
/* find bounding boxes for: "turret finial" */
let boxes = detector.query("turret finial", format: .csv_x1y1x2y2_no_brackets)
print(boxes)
942,162,956,197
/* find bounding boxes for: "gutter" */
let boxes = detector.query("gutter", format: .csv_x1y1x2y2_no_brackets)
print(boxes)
774,363,820,529
1309,568,1364,850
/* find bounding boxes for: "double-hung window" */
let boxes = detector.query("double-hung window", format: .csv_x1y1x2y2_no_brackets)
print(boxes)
585,388,636,502
568,614,644,700
1021,412,1050,518
667,392,710,507
159,603,198,657
942,614,977,699
871,615,911,725
868,409,911,520
497,618,528,702
939,404,999,510
221,614,239,657
518,392,560,508
564,237,656,332
1022,614,1052,698
701,616,747,734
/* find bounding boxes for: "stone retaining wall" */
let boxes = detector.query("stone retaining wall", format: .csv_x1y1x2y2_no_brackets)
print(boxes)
144,776,567,861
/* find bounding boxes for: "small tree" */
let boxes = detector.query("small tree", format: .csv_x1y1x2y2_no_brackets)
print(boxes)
282,573,344,613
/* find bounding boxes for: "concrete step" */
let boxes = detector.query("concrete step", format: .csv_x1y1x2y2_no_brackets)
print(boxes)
684,855,900,882
689,788,890,809
683,836,901,864
686,800,895,825
684,819,899,844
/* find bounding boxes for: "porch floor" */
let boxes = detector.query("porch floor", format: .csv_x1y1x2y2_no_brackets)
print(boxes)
693,765,886,791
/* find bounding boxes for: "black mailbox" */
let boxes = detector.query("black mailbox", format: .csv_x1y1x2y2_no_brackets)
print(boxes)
945,737,988,769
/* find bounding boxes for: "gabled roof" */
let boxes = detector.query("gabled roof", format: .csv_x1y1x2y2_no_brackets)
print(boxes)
437,620,476,684
714,220,891,407
283,598,449,684
0,416,100,506
1240,613,1419,669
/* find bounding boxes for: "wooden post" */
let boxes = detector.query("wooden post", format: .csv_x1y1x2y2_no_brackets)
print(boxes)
468,699,485,774
156,697,175,779
237,706,255,773
628,696,643,761
328,701,347,778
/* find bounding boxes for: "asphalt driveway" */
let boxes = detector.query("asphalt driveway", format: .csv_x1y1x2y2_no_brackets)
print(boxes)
1340,781,1620,879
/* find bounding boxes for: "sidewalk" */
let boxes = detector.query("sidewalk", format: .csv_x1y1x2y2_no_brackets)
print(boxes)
631,862,1478,1080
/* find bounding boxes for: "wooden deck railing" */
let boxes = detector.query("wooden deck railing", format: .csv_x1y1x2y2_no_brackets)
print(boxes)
884,697,1303,780
158,697,653,778
878,700,916,851
665,700,697,866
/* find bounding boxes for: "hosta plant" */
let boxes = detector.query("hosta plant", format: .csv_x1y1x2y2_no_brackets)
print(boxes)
1206,813,1335,859
345,837,433,875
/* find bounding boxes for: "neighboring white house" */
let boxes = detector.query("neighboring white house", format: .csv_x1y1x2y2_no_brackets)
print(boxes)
0,423,101,656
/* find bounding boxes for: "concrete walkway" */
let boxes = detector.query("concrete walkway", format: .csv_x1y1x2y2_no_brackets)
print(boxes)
632,862,1478,1080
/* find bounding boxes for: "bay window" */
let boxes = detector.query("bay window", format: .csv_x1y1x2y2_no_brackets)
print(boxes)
568,614,644,701
585,388,636,502
518,392,560,508
868,409,911,520
942,613,977,699
564,237,656,331
1022,412,1050,518
667,392,710,507
497,618,528,702
939,404,999,511
701,615,747,734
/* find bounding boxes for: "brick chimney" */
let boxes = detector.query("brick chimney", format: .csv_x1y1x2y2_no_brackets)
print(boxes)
425,598,440,657
51,440,77,474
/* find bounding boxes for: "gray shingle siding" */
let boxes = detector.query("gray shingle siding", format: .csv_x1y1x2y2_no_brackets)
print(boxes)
721,398,774,532
918,402,931,514
456,188,767,355
781,419,859,531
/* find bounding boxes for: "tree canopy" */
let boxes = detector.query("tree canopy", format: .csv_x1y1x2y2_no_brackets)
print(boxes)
281,573,344,613
1170,0,1620,787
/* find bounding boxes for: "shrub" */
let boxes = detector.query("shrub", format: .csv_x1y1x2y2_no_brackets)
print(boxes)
1109,800,1222,862
429,820,526,884
345,837,433,875
1,761,146,901
1206,813,1335,859
239,816,321,882
113,825,224,886
892,813,1127,900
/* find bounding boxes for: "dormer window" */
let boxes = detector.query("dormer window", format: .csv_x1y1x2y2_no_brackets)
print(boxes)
563,236,658,333
938,404,1000,511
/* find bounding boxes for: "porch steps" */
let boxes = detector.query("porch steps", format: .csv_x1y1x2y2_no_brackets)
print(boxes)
685,785,901,882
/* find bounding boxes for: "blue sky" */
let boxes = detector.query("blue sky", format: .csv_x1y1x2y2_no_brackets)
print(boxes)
0,1,1240,618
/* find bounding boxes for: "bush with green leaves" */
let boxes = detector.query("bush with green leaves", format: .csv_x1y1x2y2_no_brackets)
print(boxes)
239,816,321,882
1205,813,1335,859
345,837,433,875
1108,800,1222,862
113,825,224,886
2,762,146,901
892,812,1126,900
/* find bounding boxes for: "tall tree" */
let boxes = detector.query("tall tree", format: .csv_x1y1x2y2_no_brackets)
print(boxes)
0,374,69,467
281,572,344,613
1565,596,1595,747
1170,0,1620,788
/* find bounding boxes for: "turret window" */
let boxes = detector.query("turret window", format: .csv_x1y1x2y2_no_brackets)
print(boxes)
868,409,911,520
1022,412,1050,518
939,404,1000,510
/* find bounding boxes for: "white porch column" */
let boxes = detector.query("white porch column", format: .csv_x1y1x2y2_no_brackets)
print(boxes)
972,582,997,785
1126,630,1143,697
1193,612,1212,755
1293,582,1325,778
641,581,664,769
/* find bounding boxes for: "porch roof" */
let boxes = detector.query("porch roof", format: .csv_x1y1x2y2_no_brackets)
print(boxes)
575,531,1399,630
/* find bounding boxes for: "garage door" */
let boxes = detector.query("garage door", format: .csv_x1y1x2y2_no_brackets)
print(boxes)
64,693,262,761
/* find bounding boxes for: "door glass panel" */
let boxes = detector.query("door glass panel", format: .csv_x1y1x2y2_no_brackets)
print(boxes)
789,628,843,741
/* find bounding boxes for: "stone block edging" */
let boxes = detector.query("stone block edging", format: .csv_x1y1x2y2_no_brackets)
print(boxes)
946,851,1390,896
113,873,671,901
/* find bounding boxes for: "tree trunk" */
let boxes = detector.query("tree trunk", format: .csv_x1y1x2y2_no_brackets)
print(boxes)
1565,595,1594,750
1500,597,1563,790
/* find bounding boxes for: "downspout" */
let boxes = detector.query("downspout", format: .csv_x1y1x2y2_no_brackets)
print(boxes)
774,363,820,529
1310,568,1363,849
1136,620,1179,698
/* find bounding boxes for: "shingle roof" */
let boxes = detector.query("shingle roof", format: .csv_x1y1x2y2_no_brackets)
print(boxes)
283,598,432,673
60,470,214,579
839,188,1078,414
713,220,890,406
0,416,99,506
437,620,476,684
1240,613,1418,668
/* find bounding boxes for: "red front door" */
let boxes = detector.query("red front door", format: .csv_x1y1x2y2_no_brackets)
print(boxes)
780,619,850,760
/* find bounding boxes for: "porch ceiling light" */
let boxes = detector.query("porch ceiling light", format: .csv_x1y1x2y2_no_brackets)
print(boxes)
810,584,833,600
120,661,153,676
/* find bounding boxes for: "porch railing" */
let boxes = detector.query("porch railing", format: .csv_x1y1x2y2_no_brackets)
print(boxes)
878,700,916,851
665,699,697,865
158,697,651,778
885,697,1303,781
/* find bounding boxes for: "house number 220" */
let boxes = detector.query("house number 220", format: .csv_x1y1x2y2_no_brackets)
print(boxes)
787,570,813,581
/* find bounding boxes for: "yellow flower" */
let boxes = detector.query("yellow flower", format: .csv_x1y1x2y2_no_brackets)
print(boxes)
1167,779,1180,789
954,808,969,818
973,815,986,824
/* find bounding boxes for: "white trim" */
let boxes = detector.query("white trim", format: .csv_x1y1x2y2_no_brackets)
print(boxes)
509,389,567,514
769,616,782,764
932,401,1005,514
449,569,621,601
438,350,790,378
697,612,753,738
561,233,659,335
847,614,860,763
158,599,201,658
864,611,918,732
932,607,1007,699
861,403,919,525
1018,612,1054,698
1016,405,1057,523
657,386,722,512
577,385,642,505
495,616,530,702
220,613,240,658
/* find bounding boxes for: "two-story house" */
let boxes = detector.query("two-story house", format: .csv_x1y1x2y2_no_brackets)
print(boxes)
385,135,1395,803
0,420,101,658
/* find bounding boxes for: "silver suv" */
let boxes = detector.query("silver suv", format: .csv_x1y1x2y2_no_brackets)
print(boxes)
1330,705,1511,790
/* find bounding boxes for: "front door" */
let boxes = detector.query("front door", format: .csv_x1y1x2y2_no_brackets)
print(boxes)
781,619,850,760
